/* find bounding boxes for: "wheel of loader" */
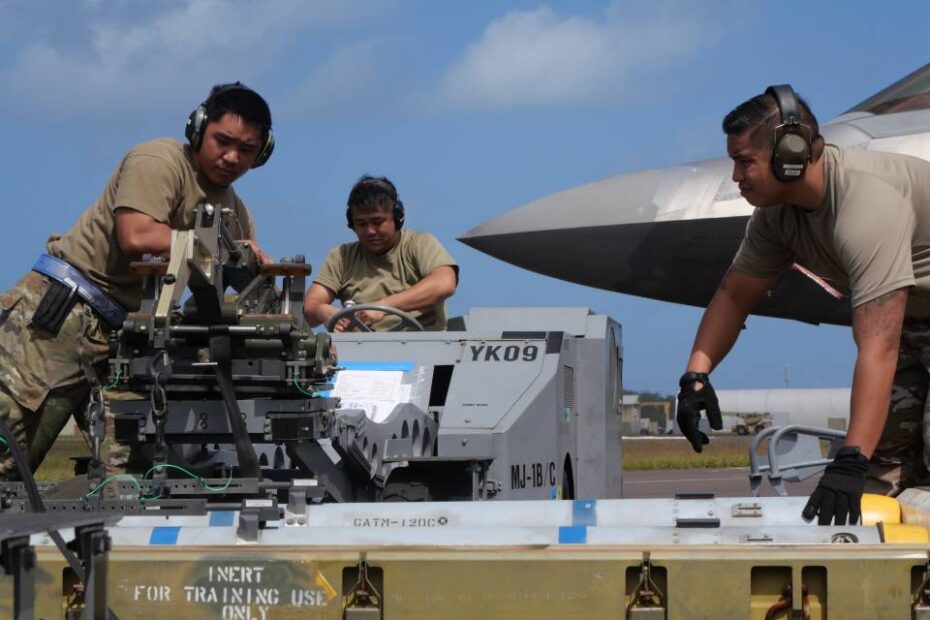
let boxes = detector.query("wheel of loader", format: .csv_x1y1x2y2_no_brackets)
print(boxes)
325,303,425,332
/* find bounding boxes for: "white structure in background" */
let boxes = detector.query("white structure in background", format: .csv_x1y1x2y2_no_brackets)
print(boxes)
715,388,851,434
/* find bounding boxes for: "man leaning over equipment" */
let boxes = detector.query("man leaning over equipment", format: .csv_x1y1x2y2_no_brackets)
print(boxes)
304,176,458,332
674,84,930,525
0,82,274,478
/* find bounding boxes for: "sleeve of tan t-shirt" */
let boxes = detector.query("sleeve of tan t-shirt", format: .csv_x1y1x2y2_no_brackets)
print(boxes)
834,180,915,309
731,208,795,278
314,246,347,298
410,233,459,281
110,152,183,224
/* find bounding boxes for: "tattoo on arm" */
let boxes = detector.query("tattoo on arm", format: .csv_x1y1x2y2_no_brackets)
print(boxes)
852,289,907,342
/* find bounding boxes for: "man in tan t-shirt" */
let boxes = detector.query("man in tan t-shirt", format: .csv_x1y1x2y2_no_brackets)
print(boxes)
304,176,458,332
0,82,274,479
674,84,930,526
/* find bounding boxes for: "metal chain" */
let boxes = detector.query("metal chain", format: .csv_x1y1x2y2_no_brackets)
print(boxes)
149,350,171,495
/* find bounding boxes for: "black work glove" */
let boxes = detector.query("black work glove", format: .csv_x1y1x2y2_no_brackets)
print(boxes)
676,372,722,453
802,446,869,525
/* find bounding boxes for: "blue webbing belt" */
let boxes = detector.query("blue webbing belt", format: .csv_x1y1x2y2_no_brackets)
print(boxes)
32,254,127,327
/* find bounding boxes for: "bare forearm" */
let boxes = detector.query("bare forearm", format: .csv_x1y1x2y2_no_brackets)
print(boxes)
846,289,907,457
687,292,749,373
304,303,339,328
302,283,340,328
846,345,897,457
686,269,774,374
378,269,456,311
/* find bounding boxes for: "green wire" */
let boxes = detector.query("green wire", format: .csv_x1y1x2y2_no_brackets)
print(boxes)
143,463,234,493
81,463,234,501
82,474,144,500
0,436,9,455
293,375,316,398
101,366,122,391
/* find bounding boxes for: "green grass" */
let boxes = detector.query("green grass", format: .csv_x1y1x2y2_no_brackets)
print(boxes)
34,436,91,482
31,435,758,484
622,435,753,470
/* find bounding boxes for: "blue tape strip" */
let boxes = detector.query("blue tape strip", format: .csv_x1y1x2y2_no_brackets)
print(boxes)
572,499,597,526
209,511,235,527
558,526,587,544
340,361,416,371
149,527,180,545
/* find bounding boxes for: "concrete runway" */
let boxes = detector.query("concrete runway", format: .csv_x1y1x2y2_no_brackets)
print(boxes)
622,467,819,498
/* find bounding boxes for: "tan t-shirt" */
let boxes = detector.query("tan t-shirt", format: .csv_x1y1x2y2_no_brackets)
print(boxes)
46,138,256,311
732,145,930,317
314,230,458,330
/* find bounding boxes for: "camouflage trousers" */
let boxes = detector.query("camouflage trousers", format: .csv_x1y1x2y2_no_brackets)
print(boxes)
866,319,930,495
0,271,110,479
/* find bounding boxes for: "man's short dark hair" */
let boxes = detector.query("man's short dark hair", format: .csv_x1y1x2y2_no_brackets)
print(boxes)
722,89,820,149
347,175,399,214
205,83,272,133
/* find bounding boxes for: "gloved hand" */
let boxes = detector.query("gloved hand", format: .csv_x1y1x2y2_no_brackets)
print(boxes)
802,446,869,525
676,372,722,453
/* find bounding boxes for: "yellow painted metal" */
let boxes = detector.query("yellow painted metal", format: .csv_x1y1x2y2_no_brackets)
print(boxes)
884,523,930,543
2,545,930,619
862,492,902,525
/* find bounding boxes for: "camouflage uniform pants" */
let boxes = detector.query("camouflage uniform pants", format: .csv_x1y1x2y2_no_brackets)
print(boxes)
866,319,930,495
0,271,110,479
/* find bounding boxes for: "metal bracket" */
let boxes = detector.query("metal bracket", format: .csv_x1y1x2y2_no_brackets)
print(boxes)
1,535,36,620
731,502,763,518
75,523,111,620
343,553,383,620
627,551,665,619
236,497,280,543
913,554,930,618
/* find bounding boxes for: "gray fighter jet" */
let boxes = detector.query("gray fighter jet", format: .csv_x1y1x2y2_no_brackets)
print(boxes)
460,63,930,326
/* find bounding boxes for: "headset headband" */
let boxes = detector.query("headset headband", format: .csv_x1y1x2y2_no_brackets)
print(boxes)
766,84,801,125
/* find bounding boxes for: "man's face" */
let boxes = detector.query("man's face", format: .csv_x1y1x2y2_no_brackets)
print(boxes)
727,130,785,207
194,112,263,187
350,206,400,255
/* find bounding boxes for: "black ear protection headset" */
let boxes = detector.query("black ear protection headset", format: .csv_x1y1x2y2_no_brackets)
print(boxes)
765,84,813,182
185,82,275,168
345,178,406,230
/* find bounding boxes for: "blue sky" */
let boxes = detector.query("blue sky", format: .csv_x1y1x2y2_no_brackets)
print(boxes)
0,0,926,394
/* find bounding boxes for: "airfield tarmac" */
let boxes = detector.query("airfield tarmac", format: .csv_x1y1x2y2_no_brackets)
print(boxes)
623,467,818,498
621,435,821,499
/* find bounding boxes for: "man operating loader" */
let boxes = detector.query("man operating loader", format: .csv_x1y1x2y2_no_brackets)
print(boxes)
676,84,930,525
0,82,274,478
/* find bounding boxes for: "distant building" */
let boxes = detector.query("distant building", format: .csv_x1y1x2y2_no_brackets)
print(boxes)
621,394,643,435
715,388,851,433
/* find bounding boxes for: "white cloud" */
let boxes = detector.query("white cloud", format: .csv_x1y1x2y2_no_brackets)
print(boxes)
435,2,730,110
286,39,397,117
0,0,382,121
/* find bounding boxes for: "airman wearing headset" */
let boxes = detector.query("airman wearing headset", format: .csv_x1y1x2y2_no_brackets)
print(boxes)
0,82,274,479
304,175,458,332
674,85,930,525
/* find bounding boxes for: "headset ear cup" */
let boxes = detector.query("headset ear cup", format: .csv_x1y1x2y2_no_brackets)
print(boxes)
185,105,207,151
251,129,275,169
772,131,810,182
394,200,405,230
